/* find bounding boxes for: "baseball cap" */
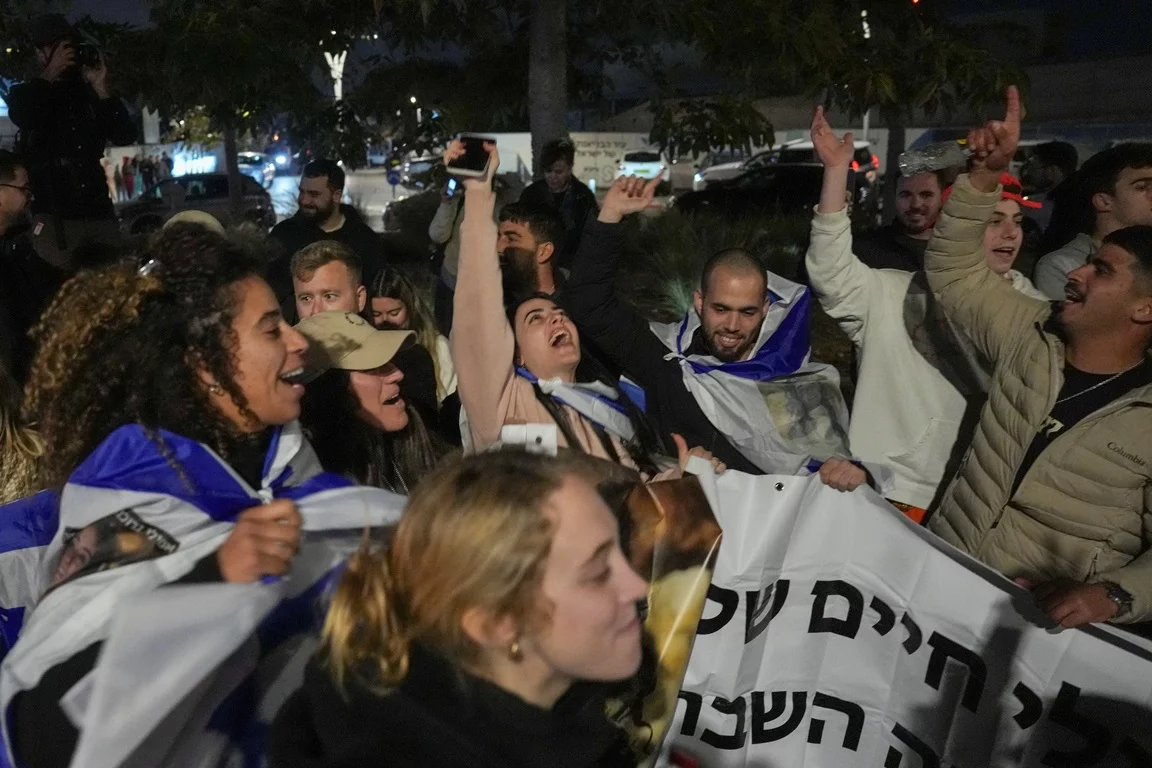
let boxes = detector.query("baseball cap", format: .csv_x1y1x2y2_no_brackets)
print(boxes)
295,311,413,381
942,172,1041,209
28,14,76,48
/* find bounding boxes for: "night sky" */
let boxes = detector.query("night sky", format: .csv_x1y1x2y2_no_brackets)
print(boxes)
67,0,1150,61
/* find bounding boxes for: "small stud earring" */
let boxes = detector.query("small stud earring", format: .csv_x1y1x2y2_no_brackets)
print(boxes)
508,640,523,662
209,383,224,395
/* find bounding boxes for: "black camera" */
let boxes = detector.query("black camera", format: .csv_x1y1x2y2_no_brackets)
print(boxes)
74,41,101,70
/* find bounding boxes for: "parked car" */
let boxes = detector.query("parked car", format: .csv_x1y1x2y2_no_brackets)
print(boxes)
116,173,277,234
772,138,878,173
401,154,441,188
614,151,671,191
236,152,276,188
692,149,753,191
674,164,845,218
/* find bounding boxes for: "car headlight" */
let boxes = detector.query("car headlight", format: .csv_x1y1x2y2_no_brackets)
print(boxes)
275,154,288,166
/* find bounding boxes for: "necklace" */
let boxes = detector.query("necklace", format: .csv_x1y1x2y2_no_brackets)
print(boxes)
1055,360,1143,405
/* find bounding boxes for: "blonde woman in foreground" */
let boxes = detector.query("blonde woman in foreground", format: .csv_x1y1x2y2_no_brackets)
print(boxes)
268,450,650,768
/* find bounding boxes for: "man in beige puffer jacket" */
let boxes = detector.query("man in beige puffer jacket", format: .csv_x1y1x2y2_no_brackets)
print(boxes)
926,87,1152,628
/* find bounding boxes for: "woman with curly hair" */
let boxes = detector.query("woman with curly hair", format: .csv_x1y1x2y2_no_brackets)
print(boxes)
367,267,457,404
296,311,449,494
10,224,315,768
269,450,649,768
0,359,42,504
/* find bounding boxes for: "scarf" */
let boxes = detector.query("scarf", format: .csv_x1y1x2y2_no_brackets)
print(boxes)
0,421,404,768
650,272,851,474
515,367,637,443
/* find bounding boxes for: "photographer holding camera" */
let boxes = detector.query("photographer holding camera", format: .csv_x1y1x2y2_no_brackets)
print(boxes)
6,14,136,270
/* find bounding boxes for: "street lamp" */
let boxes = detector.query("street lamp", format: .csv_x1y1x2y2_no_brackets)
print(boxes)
410,96,421,123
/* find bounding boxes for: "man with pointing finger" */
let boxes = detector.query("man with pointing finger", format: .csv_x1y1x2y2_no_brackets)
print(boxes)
924,86,1152,629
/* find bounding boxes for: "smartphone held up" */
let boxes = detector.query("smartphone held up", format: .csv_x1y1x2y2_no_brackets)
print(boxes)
446,133,496,178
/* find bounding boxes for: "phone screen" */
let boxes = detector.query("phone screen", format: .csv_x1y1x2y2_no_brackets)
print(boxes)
446,177,459,197
447,135,496,176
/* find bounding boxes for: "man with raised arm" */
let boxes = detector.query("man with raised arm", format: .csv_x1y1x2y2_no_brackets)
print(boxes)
805,107,1044,519
924,86,1152,628
563,173,868,490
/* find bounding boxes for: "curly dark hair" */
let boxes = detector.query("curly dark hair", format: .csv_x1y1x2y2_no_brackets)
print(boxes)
25,224,267,487
299,367,448,494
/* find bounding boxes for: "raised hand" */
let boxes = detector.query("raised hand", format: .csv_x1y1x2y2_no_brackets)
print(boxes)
966,85,1022,175
83,50,110,97
599,174,661,224
443,139,499,193
810,106,856,169
41,41,75,83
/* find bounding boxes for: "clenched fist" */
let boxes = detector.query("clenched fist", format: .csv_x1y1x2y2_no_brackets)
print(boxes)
216,499,302,583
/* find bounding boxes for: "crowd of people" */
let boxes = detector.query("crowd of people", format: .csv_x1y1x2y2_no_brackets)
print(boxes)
0,10,1151,765
105,152,173,202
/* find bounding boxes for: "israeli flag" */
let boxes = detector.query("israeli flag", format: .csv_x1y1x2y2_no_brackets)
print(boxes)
0,422,404,768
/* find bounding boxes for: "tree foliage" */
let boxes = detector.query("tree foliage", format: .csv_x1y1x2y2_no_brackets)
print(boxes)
649,98,774,161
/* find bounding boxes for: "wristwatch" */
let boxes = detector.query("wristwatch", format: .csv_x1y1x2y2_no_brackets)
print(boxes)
1100,581,1133,618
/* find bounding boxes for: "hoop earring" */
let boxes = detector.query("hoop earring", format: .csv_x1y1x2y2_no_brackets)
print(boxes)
508,640,523,662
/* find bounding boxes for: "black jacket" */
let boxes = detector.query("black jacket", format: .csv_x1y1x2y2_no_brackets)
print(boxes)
7,78,136,219
519,179,599,271
268,645,634,768
0,234,64,384
267,206,387,309
851,224,928,272
561,220,762,475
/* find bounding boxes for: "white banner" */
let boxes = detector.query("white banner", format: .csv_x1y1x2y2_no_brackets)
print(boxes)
666,473,1152,767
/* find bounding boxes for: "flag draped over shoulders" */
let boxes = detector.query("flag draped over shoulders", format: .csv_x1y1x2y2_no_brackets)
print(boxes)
0,422,404,768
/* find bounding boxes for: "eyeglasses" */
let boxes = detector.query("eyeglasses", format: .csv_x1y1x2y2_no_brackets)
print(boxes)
0,184,34,203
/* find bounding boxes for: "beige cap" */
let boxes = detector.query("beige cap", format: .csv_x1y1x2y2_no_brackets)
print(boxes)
295,311,414,378
162,210,226,235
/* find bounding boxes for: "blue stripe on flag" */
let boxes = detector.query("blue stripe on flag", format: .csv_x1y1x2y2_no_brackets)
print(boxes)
0,607,25,659
68,425,261,522
677,287,811,381
0,490,59,554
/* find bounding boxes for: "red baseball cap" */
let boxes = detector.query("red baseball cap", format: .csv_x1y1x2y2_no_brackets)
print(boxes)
942,172,1042,209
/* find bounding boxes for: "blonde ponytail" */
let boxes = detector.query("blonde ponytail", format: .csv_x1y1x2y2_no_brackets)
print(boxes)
322,537,410,692
321,451,573,694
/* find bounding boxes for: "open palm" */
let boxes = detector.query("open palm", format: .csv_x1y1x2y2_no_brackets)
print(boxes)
603,174,659,218
810,107,855,168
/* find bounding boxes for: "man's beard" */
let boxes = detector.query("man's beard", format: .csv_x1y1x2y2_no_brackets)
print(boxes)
500,247,540,300
702,322,762,363
899,211,933,235
0,209,31,239
300,201,337,222
1046,299,1071,342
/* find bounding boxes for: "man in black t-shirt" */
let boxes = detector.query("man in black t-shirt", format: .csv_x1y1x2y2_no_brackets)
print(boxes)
925,89,1152,629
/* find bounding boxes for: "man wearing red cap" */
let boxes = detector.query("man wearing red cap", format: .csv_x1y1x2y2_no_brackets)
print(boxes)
805,109,1044,521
